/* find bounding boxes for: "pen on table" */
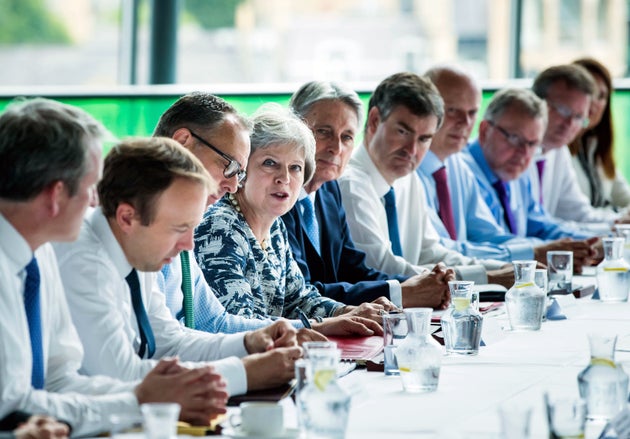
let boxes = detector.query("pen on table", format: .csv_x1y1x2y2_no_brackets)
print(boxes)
297,308,312,329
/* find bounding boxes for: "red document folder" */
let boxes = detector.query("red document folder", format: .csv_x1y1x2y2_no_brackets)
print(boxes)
327,335,383,362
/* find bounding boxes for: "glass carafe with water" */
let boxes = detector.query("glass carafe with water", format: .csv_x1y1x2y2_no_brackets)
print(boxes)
505,260,546,331
614,224,630,263
578,333,629,421
394,307,442,393
597,237,630,302
298,347,350,439
441,281,483,355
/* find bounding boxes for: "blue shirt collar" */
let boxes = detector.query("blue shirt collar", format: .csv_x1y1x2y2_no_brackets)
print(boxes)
468,139,501,185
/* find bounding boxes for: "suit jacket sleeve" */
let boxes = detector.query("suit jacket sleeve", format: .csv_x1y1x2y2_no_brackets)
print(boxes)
282,182,408,305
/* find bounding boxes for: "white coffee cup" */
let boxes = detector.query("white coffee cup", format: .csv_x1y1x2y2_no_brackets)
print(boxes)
231,402,284,436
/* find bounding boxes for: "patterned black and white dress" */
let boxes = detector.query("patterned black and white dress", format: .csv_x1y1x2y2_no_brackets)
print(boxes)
194,197,343,321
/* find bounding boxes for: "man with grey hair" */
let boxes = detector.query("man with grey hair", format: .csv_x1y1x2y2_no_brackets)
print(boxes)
529,64,625,226
0,98,225,436
282,80,452,309
417,66,596,269
461,88,597,272
338,72,513,289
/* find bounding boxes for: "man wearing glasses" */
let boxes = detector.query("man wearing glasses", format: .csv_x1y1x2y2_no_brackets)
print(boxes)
154,92,382,337
154,93,250,205
529,64,628,226
461,88,597,261
416,66,595,271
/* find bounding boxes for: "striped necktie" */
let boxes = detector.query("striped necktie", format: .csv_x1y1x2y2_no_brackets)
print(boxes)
179,251,194,329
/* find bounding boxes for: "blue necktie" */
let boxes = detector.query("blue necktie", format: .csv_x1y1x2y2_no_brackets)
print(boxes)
300,196,320,254
125,269,156,358
24,257,44,389
383,187,403,257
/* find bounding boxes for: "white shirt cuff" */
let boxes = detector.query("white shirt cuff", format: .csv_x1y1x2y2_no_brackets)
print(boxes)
454,265,488,285
221,333,249,358
386,280,403,308
211,356,247,396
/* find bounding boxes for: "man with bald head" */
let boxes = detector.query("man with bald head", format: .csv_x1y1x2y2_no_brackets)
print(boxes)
418,66,596,267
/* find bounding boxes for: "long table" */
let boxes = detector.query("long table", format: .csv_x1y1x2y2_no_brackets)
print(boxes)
220,275,630,438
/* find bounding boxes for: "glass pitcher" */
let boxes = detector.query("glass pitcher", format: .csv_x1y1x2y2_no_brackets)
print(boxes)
441,281,483,355
578,333,629,421
614,224,630,263
394,307,442,393
505,260,546,331
298,347,350,438
597,237,630,302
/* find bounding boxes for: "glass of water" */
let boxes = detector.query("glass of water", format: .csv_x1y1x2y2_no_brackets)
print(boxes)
547,251,573,295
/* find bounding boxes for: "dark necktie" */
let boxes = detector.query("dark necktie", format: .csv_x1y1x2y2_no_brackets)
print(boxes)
535,158,546,205
179,251,194,329
300,196,320,254
432,166,457,240
492,180,517,234
24,257,44,389
125,269,156,358
383,187,403,257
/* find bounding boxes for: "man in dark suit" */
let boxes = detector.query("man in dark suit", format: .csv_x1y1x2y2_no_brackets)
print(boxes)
282,81,452,309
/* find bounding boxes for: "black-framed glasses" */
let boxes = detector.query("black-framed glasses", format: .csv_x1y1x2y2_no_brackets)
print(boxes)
189,130,246,182
487,121,538,150
547,100,590,128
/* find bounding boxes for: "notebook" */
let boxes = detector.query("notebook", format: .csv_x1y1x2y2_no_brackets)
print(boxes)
326,335,383,363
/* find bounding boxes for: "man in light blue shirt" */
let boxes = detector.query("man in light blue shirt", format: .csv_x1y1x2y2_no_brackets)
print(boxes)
418,66,535,262
460,88,597,271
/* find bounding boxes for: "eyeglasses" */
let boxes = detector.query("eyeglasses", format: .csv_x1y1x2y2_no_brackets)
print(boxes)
487,121,539,150
189,130,246,183
547,100,590,128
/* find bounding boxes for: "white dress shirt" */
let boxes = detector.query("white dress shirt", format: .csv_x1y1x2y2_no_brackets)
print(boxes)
338,146,504,285
570,138,630,211
529,146,618,228
0,214,139,437
54,208,248,396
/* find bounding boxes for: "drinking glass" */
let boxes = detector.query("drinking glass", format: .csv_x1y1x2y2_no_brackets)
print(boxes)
547,251,573,295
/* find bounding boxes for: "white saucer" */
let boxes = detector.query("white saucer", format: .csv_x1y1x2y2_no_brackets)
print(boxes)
223,426,299,439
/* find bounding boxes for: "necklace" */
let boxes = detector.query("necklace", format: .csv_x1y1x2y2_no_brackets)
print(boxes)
227,193,269,251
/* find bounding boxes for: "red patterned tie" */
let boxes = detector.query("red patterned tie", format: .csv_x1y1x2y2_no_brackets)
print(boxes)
432,166,457,240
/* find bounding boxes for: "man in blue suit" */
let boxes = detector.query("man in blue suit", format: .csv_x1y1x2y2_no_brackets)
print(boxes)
281,81,452,310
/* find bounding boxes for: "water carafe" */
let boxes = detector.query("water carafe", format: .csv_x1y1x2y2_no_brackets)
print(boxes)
505,260,546,331
441,281,483,355
597,237,630,302
578,333,629,421
394,307,442,393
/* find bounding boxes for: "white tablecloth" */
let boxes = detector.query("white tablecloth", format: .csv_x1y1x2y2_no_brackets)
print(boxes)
218,274,630,438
